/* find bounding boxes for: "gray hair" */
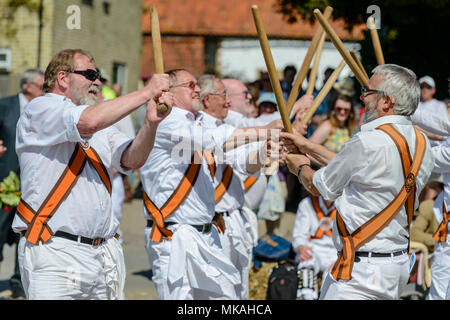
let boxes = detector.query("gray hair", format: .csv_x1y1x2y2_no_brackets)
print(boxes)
198,74,218,101
372,64,420,116
20,68,44,91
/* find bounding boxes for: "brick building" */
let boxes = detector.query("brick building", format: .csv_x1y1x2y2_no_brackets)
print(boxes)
0,0,142,97
141,0,365,84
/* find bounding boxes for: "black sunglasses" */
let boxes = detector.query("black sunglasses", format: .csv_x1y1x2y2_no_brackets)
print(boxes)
361,86,385,97
70,69,101,81
420,84,432,90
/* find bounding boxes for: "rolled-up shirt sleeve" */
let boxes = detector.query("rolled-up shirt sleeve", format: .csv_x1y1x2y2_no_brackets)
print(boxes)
107,126,134,174
432,144,450,173
313,136,365,201
16,95,89,151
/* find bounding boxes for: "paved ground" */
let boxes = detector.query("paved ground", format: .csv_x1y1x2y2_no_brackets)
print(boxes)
0,198,296,300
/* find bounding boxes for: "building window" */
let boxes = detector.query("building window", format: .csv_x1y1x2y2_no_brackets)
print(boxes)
103,0,111,15
113,63,127,94
0,48,12,73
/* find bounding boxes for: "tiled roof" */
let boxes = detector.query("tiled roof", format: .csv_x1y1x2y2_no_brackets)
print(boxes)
142,0,365,40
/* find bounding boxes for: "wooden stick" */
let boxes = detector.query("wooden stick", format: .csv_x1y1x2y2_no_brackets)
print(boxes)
367,17,385,65
286,6,333,114
251,5,292,134
301,59,346,124
306,31,326,95
313,9,369,87
150,4,168,113
350,49,369,83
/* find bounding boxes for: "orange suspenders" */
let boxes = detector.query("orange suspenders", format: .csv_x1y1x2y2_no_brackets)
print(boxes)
144,151,237,241
143,153,202,242
433,202,449,243
16,143,112,245
309,196,336,240
331,124,426,281
244,176,257,192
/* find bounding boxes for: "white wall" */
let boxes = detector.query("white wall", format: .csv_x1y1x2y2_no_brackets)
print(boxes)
216,38,361,89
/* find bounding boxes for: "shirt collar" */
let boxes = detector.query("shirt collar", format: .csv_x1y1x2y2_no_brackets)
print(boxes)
18,92,29,114
361,115,412,132
200,111,224,127
171,106,198,121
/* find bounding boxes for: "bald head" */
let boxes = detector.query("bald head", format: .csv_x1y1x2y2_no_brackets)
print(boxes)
222,78,253,116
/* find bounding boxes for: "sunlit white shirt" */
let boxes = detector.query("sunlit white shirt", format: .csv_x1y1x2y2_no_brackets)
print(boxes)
313,115,435,253
200,111,261,212
12,93,133,239
140,107,235,225
224,109,282,128
432,137,450,213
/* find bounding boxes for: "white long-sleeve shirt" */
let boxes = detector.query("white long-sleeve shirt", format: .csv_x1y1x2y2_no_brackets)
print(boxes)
140,107,235,225
12,93,133,239
313,115,435,253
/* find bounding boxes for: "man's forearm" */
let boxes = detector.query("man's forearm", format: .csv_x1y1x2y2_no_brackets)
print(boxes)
120,120,157,170
222,127,272,151
78,89,150,137
303,139,337,167
299,166,320,196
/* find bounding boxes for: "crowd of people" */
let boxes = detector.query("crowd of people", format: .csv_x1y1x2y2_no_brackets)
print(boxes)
0,48,448,301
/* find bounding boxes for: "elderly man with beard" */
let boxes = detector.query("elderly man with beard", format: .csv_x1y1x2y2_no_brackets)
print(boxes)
12,49,173,300
281,64,435,300
140,69,281,300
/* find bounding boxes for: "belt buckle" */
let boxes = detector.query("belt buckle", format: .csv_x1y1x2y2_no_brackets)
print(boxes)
92,238,101,246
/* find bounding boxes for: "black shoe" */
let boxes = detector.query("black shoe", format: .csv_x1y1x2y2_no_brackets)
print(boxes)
9,281,25,299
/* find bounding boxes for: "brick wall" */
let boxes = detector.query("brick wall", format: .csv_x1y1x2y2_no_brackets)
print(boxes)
141,35,205,77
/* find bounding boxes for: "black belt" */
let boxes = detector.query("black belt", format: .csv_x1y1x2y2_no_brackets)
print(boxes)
350,249,408,262
146,220,212,234
20,230,118,246
216,211,230,217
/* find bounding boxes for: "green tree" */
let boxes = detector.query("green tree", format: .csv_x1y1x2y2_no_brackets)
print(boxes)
276,0,450,99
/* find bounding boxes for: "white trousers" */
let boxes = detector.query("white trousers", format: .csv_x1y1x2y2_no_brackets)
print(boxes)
111,174,124,244
18,235,126,300
320,253,410,300
428,241,450,300
144,224,240,300
218,209,254,299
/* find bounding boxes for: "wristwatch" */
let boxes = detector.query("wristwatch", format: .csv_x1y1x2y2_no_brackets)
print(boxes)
296,163,311,177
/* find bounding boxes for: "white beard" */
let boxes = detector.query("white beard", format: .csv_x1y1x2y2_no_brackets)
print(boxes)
361,100,379,124
191,101,204,112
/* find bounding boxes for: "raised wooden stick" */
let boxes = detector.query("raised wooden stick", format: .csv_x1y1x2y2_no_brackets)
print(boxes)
251,5,292,134
150,4,168,113
367,17,385,65
301,59,346,124
286,6,333,114
306,31,326,95
313,9,369,87
350,49,369,83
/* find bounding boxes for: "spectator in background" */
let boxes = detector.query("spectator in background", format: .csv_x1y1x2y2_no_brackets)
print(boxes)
0,68,44,299
416,76,448,118
99,68,117,100
112,83,122,98
280,65,297,102
309,94,357,153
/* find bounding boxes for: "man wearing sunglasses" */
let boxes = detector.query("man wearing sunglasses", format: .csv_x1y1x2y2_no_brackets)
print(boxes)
11,49,173,300
281,64,435,300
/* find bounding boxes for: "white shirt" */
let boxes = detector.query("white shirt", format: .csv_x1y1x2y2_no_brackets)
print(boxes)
292,196,335,251
200,112,261,212
113,115,136,139
140,107,235,225
416,99,448,118
313,115,435,253
224,109,282,128
12,93,133,239
411,107,450,137
432,137,450,211
18,92,29,115
242,174,267,211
